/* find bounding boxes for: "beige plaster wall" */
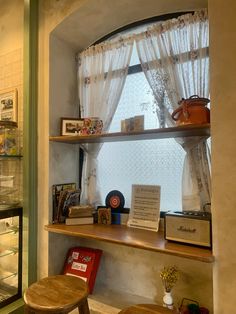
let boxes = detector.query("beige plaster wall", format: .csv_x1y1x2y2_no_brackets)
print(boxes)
0,0,24,137
209,0,236,313
38,0,214,312
0,0,23,55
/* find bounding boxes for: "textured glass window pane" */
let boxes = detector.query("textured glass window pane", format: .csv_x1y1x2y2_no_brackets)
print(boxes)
97,71,185,211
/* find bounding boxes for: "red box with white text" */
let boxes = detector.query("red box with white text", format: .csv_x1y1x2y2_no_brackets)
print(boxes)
63,247,102,293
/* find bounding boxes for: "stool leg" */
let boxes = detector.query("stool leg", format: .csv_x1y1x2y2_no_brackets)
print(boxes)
78,299,90,314
24,305,34,314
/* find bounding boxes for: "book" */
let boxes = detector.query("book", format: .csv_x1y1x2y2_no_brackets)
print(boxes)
62,190,81,214
52,183,76,223
57,189,81,222
68,205,94,218
63,247,103,293
65,216,94,225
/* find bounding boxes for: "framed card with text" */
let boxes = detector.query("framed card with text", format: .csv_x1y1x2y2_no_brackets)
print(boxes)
127,184,161,232
0,88,18,123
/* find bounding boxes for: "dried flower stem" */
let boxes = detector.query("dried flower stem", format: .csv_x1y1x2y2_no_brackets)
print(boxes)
160,265,179,292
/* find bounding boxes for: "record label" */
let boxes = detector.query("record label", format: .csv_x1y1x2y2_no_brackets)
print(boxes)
105,190,125,210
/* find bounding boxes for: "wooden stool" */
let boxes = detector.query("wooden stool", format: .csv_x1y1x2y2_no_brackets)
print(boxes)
24,275,90,314
118,304,177,314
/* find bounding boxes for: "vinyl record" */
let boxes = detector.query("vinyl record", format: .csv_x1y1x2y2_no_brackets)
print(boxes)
105,190,125,210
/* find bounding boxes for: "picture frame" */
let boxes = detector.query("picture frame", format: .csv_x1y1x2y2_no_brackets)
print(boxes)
61,117,84,136
0,88,18,123
98,207,111,225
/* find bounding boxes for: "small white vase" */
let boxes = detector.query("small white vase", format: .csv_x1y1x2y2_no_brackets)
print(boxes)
163,290,174,309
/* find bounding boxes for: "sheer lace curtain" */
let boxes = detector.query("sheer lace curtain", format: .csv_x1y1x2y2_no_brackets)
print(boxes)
78,37,134,205
135,9,211,211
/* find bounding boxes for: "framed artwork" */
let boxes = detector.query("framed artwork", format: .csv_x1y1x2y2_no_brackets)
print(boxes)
61,117,84,136
98,207,111,225
0,88,18,123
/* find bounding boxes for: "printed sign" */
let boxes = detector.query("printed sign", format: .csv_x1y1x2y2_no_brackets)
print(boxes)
128,184,161,232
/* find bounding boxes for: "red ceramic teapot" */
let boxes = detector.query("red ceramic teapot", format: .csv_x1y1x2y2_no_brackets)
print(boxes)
172,95,210,125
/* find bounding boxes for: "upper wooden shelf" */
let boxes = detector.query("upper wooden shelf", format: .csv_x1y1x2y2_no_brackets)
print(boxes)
45,223,214,263
49,124,210,144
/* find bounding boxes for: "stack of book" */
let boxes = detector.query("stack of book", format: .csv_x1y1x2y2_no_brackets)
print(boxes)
65,205,94,225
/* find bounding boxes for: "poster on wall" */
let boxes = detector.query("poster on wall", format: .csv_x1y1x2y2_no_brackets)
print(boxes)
0,88,18,123
127,184,161,232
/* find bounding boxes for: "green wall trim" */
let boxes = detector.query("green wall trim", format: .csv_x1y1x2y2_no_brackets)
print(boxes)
23,0,38,285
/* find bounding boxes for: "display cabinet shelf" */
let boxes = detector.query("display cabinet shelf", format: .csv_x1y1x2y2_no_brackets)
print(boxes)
45,223,214,263
49,124,210,144
0,248,18,258
0,155,23,159
0,272,17,282
0,229,18,237
0,207,22,309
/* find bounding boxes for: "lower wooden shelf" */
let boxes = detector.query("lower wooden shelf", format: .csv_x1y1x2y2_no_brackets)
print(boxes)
45,224,213,263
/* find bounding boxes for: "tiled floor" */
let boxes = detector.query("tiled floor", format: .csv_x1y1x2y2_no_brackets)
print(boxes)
70,298,120,314
69,285,155,314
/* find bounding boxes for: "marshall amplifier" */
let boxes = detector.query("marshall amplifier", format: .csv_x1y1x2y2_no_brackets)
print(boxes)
164,211,212,248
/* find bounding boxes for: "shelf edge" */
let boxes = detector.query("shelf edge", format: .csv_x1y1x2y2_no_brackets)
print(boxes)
49,124,210,144
44,224,214,263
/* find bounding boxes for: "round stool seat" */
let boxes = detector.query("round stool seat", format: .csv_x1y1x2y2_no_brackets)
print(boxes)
24,275,90,314
118,304,177,314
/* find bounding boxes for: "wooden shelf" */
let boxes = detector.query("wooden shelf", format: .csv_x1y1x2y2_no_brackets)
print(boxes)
45,224,214,263
49,124,210,144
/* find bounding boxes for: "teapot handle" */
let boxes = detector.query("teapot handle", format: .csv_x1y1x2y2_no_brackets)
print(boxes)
171,107,182,121
172,103,190,121
189,95,200,99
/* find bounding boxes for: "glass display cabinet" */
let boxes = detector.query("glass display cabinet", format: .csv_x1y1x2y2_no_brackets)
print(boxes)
0,206,22,308
0,100,23,309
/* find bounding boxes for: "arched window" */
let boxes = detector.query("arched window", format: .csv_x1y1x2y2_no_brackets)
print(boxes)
96,22,184,212
78,10,210,214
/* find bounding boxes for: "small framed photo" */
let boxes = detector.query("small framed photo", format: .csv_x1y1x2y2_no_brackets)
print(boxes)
98,207,111,225
0,88,18,123
61,118,84,136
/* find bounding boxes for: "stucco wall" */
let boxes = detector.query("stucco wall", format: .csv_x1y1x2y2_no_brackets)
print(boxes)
0,0,23,55
209,1,236,313
38,0,215,312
